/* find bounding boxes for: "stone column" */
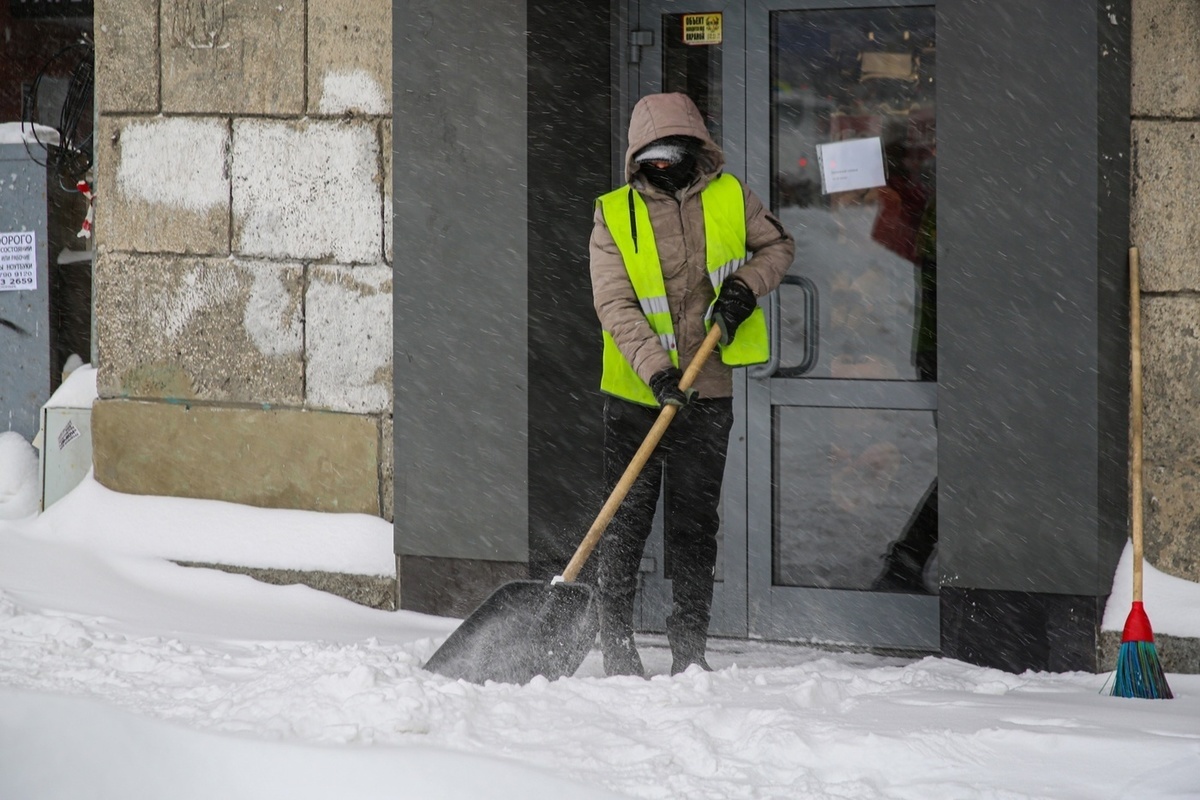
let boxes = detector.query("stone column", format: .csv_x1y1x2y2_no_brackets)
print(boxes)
91,0,395,603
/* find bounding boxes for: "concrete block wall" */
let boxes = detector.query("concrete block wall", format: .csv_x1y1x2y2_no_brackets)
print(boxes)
91,2,394,533
1131,0,1200,583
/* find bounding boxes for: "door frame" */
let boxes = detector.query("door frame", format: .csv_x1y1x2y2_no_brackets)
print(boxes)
622,0,939,650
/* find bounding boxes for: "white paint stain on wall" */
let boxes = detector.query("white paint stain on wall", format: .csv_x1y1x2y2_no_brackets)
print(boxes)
233,120,381,264
306,266,392,414
242,263,303,358
318,70,388,115
116,118,228,212
138,261,300,361
152,265,238,341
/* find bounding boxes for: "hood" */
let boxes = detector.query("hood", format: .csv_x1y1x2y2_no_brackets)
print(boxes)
624,93,725,185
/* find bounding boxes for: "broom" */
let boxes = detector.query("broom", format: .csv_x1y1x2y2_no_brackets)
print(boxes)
1110,246,1173,699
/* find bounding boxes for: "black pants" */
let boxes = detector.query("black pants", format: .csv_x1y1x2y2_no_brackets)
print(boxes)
595,395,734,656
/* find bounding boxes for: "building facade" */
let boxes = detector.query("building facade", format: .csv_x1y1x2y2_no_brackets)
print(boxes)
62,0,1200,672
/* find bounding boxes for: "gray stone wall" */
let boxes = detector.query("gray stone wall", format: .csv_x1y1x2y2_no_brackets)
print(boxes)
92,2,394,526
1131,0,1200,582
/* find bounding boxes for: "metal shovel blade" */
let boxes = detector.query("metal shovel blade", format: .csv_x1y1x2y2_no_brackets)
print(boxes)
422,329,724,686
422,580,598,684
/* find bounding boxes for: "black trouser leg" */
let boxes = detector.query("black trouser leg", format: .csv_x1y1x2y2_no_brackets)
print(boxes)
595,396,733,672
596,398,665,674
663,399,733,662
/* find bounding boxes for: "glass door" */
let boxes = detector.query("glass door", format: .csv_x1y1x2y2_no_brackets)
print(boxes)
629,0,938,650
745,2,938,649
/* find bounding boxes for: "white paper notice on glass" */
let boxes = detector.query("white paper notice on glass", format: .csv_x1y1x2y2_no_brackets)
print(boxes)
815,137,887,195
0,230,37,292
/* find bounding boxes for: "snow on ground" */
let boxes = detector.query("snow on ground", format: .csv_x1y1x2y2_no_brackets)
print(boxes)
1,428,1199,799
0,432,39,520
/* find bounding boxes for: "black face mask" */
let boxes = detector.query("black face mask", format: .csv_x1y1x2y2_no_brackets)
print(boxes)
640,153,698,193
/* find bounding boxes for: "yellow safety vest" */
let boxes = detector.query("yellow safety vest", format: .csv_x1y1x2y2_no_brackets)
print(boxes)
596,173,769,406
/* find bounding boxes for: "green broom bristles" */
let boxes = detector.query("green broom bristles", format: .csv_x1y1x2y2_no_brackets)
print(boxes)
1110,640,1173,699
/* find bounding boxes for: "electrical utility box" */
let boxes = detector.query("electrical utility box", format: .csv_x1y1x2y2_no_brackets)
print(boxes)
37,365,96,510
0,130,52,442
1,124,91,444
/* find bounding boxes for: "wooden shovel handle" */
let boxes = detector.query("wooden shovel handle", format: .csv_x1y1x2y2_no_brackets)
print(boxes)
1130,246,1144,603
559,324,725,583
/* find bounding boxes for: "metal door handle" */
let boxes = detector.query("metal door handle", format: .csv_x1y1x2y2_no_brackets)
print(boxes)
747,290,780,379
748,275,819,379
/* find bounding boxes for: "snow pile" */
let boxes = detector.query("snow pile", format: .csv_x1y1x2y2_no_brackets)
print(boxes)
0,432,39,520
35,474,395,576
6,360,391,575
44,361,98,408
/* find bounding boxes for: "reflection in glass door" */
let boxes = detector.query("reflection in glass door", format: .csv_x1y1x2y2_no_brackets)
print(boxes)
746,3,939,650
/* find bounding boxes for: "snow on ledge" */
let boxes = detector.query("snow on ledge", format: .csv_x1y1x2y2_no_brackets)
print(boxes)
30,473,395,577
44,364,98,409
1103,541,1200,639
0,122,59,146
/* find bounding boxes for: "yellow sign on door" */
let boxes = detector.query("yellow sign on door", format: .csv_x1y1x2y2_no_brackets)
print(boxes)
682,13,722,46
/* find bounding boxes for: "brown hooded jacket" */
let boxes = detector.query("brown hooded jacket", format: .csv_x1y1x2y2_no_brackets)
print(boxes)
589,93,795,400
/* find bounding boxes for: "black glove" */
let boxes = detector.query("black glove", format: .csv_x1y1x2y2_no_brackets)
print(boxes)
649,367,695,408
712,277,757,346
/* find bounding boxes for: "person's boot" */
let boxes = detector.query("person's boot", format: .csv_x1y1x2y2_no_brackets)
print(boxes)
666,612,712,676
601,629,645,678
598,596,645,678
670,649,713,675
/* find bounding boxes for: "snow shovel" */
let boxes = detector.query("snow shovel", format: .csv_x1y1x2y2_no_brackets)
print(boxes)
423,324,724,684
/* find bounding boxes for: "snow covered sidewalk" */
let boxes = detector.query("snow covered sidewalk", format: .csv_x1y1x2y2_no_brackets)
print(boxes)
0,442,1198,798
2,528,1199,799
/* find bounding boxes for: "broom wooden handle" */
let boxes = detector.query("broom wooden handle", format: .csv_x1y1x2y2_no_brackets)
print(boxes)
1130,246,1144,604
559,324,724,583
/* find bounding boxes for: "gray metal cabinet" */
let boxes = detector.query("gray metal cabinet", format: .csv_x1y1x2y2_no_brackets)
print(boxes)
0,136,52,442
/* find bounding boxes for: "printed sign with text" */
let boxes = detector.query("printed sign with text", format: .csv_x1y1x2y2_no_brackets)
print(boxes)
815,137,887,195
0,231,37,292
682,13,722,45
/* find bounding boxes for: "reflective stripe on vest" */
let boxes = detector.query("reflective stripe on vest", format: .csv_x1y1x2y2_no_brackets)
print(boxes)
596,174,769,406
699,175,769,368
